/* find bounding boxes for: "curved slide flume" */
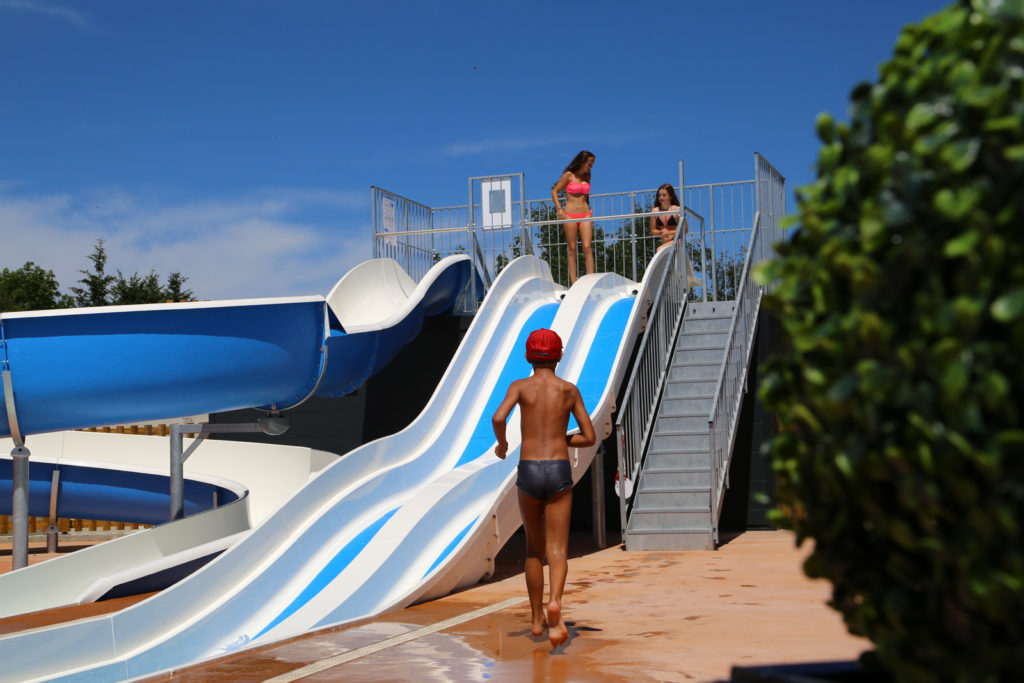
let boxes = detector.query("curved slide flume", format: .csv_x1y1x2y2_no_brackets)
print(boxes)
317,255,474,397
0,255,471,439
0,431,337,620
0,251,671,682
290,251,667,632
0,256,469,622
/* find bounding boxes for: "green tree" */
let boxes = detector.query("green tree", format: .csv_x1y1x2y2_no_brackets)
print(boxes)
532,202,569,284
528,202,612,287
700,246,745,301
70,239,196,306
493,225,531,277
602,205,658,282
0,262,74,312
599,199,741,301
109,270,166,305
164,272,194,302
757,2,1024,680
518,200,744,298
71,239,116,307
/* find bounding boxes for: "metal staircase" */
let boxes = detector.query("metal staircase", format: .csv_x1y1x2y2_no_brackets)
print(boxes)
615,154,786,552
625,302,734,550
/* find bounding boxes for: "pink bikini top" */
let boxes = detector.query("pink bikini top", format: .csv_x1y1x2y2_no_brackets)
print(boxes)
566,180,590,194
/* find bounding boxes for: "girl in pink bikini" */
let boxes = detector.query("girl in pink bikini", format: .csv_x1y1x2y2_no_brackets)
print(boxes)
551,150,595,284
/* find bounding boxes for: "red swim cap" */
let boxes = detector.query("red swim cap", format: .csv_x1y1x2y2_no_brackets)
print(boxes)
525,328,562,362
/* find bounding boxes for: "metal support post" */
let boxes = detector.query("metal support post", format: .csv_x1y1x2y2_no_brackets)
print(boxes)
169,416,288,521
11,445,30,570
3,366,32,569
46,468,60,553
591,444,606,549
169,425,188,521
625,191,634,282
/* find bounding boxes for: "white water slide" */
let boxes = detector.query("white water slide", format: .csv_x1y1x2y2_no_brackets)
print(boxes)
0,252,670,682
0,255,473,620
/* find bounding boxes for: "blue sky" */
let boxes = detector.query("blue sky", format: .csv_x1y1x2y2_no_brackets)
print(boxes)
1,0,948,300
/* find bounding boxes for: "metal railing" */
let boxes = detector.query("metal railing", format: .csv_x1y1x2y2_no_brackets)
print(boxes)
372,187,443,282
613,217,697,534
370,155,781,546
519,203,707,299
372,170,757,310
706,154,786,541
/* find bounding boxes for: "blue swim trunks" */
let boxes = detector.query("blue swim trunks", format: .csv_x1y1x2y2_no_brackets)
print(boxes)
516,459,573,501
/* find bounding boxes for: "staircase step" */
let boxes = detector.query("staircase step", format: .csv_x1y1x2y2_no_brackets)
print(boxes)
650,431,710,451
661,396,713,414
655,414,710,432
625,529,715,551
652,427,710,439
627,507,711,529
677,330,729,348
646,451,711,469
675,347,728,364
669,363,720,381
664,379,717,398
642,467,711,488
686,302,736,318
678,315,733,334
634,487,709,507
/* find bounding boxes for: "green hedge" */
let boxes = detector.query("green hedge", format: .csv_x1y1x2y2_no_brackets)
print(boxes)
757,1,1024,681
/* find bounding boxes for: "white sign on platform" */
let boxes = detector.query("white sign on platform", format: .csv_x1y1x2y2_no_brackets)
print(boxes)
481,178,512,230
382,196,397,245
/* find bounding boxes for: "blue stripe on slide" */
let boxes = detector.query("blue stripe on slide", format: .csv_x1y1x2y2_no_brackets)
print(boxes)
254,295,633,639
456,296,635,467
454,303,558,468
422,516,479,579
252,301,559,640
253,507,399,639
567,297,634,431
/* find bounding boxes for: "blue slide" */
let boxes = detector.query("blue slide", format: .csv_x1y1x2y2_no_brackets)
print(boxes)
0,251,673,682
0,255,471,620
0,255,472,439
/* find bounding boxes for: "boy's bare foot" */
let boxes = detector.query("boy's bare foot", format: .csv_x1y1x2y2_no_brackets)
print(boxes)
547,600,568,648
528,602,547,637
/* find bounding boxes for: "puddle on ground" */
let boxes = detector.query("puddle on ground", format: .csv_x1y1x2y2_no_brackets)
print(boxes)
305,609,623,682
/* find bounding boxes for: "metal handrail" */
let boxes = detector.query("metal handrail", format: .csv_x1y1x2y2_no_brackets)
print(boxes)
374,226,472,238
611,206,702,416
708,214,770,540
470,229,492,289
370,185,432,211
372,175,757,308
706,212,765,541
523,208,692,227
613,224,696,537
705,153,786,543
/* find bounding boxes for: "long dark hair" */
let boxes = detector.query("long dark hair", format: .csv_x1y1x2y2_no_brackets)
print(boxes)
564,150,595,178
653,183,681,208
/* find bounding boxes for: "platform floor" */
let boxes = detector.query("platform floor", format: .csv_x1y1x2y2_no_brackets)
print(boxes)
0,529,869,682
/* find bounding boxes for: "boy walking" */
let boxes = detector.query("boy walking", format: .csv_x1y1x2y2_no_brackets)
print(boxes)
492,328,596,649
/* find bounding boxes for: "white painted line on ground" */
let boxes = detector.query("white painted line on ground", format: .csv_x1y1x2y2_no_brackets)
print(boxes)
263,596,526,682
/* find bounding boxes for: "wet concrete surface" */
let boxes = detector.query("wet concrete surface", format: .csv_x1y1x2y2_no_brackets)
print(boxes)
146,530,869,682
1,530,870,682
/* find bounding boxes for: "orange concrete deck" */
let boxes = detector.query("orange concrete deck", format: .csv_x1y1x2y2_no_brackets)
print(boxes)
2,529,870,681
